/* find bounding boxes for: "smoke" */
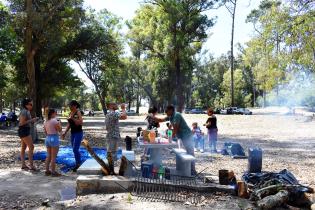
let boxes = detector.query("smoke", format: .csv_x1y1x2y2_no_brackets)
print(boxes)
258,71,315,108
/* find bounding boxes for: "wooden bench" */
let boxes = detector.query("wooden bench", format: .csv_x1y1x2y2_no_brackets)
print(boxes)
172,148,196,177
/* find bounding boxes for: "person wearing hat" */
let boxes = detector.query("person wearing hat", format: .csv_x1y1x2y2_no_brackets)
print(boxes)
62,100,83,171
105,102,127,161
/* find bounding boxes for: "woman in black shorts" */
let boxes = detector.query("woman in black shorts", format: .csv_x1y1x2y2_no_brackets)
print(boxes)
18,98,38,171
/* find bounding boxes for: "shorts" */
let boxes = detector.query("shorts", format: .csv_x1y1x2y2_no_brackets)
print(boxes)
45,134,60,147
18,126,31,138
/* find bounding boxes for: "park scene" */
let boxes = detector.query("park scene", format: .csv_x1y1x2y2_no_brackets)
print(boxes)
0,0,315,209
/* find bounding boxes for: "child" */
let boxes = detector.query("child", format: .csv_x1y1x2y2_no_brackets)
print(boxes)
204,108,218,153
192,122,204,152
44,109,62,176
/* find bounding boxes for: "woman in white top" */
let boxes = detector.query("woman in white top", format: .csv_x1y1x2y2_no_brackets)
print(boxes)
44,109,62,176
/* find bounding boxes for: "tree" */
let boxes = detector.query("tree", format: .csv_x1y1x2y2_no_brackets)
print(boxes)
74,9,123,114
191,54,229,108
128,0,219,112
8,0,85,116
223,0,238,107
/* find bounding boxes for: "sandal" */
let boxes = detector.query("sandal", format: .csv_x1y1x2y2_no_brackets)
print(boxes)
21,166,30,170
45,170,52,176
51,172,62,177
29,167,39,172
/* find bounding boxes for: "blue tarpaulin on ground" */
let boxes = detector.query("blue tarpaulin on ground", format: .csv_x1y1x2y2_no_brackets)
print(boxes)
32,146,107,173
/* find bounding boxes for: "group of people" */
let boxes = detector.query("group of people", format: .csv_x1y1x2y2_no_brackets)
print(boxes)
145,105,218,175
18,98,128,176
18,99,84,176
0,111,18,127
17,97,217,177
191,108,218,153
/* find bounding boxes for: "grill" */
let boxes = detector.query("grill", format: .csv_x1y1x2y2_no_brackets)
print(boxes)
120,168,209,204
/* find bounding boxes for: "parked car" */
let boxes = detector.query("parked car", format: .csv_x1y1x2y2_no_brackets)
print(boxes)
220,107,238,115
236,108,252,115
126,109,137,116
213,108,221,114
220,109,227,114
189,108,204,114
184,108,191,114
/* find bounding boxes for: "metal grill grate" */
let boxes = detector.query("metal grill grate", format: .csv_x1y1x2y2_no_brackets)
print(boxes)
130,170,204,204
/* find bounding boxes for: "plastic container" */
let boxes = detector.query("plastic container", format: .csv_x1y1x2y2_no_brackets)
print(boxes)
141,161,153,178
164,167,171,180
122,150,135,161
116,147,122,160
148,130,156,143
167,129,173,143
248,147,262,173
125,136,132,151
158,165,165,179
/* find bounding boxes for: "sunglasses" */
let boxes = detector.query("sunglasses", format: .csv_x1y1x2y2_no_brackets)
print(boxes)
28,103,33,106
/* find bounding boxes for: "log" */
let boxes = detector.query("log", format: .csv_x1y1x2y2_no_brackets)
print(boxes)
237,181,249,198
250,184,314,201
118,156,128,176
257,190,289,210
81,139,111,175
107,152,116,175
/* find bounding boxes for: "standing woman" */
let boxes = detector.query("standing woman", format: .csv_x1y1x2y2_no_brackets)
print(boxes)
44,109,62,176
205,108,218,153
18,98,38,171
62,100,83,171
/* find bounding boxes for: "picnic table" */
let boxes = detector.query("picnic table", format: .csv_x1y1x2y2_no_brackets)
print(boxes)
138,137,177,166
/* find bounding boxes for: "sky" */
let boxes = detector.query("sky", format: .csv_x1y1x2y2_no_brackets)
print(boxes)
83,0,261,56
77,0,261,90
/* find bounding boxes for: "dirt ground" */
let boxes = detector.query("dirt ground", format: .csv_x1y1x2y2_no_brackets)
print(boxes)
0,109,315,209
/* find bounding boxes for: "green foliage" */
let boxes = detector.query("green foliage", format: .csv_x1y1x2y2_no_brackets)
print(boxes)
73,9,123,112
127,0,219,110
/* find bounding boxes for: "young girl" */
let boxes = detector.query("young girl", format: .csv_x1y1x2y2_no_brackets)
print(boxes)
44,109,62,176
205,108,218,153
192,122,204,152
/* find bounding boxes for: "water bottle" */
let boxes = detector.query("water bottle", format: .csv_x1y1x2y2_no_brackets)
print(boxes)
167,129,173,143
117,147,122,160
158,165,164,179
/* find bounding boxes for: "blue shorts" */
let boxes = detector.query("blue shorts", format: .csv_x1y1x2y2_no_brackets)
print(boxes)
45,134,60,147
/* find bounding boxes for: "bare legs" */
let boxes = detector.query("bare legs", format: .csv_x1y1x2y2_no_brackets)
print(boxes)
45,146,59,174
20,135,35,169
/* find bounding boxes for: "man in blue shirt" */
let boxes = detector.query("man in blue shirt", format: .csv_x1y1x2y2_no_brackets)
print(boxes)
154,105,196,174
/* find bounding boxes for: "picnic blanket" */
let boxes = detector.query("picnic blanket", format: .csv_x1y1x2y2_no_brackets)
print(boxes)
31,146,107,173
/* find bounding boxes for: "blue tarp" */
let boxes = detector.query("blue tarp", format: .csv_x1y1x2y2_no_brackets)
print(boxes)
32,146,107,173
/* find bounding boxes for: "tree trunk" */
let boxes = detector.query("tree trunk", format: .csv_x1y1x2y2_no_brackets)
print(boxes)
230,0,237,107
97,92,106,115
13,101,16,112
175,55,184,112
35,53,42,118
26,0,37,116
136,93,140,114
0,91,2,113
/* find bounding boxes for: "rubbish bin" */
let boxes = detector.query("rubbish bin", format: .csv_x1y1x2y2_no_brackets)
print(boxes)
248,147,262,173
125,136,132,151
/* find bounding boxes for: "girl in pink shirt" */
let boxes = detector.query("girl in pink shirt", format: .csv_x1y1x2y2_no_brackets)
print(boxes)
44,109,62,176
